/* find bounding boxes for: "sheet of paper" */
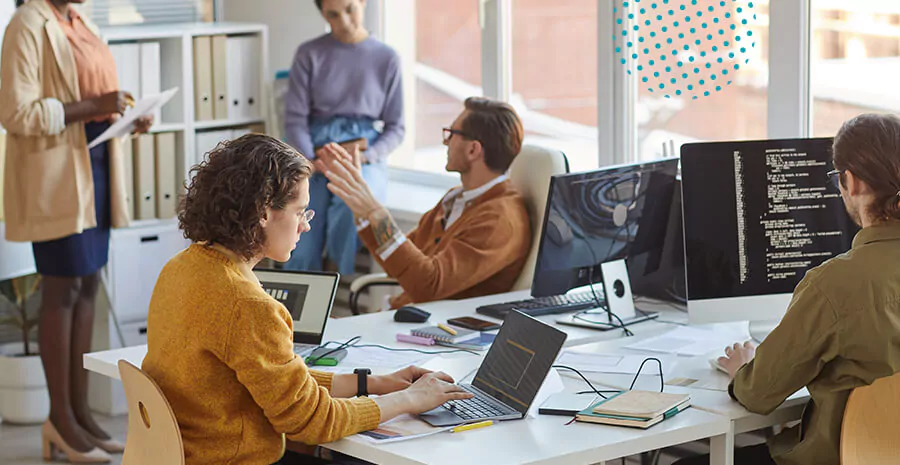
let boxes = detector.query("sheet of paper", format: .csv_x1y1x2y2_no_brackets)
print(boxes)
356,414,454,444
556,351,678,376
624,326,750,357
87,87,179,149
312,346,435,374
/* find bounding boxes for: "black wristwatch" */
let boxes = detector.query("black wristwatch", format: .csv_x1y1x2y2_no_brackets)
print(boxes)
354,368,372,397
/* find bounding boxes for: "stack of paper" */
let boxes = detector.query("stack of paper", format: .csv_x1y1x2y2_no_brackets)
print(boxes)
623,326,749,357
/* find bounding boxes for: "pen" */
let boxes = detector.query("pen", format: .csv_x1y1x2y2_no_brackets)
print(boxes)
437,323,457,336
451,420,493,433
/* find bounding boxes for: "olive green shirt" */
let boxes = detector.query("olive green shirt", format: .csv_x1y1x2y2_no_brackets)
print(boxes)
730,222,900,465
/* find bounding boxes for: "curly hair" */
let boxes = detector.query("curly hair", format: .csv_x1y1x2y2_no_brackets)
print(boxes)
178,134,312,260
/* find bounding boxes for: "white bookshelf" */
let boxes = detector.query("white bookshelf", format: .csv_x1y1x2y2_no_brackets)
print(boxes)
91,22,270,415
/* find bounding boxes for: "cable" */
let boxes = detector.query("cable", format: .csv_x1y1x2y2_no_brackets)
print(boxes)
352,343,480,357
629,357,664,392
551,365,620,399
304,336,362,366
305,337,481,366
586,264,634,337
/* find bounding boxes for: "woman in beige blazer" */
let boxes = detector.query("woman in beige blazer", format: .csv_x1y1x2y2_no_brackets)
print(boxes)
0,0,151,462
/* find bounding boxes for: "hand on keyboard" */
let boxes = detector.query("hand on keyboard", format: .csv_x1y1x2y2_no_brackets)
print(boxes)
404,373,474,414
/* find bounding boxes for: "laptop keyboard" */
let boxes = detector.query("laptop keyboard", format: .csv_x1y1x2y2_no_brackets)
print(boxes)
442,386,508,421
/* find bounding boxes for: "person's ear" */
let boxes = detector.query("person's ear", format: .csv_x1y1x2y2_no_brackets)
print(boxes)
468,140,484,164
844,170,866,197
260,208,270,228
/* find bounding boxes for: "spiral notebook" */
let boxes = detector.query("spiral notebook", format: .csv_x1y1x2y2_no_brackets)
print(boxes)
410,326,480,344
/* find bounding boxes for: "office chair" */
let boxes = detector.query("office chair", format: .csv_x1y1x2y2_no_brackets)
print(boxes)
118,360,185,465
841,371,900,465
347,145,569,314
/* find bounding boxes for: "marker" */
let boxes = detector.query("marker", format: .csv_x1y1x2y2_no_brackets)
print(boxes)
437,323,457,336
451,420,493,433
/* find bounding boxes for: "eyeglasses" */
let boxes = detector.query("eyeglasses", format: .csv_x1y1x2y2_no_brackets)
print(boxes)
442,127,477,145
300,209,316,224
826,169,845,190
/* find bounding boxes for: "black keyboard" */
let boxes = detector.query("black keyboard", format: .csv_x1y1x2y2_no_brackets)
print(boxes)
442,386,508,421
476,291,601,320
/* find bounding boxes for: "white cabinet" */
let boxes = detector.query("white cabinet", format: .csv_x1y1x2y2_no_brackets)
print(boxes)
105,224,189,325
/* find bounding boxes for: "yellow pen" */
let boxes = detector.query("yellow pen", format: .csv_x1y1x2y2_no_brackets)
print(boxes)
451,420,493,433
437,323,457,336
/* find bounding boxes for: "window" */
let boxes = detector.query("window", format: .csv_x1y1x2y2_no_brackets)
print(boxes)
81,0,213,26
811,1,900,137
386,0,482,174
512,0,599,172
634,0,769,161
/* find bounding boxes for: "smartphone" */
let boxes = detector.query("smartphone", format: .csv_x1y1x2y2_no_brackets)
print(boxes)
446,316,501,331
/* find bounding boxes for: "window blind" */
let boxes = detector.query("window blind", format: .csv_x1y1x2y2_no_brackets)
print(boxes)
81,0,213,27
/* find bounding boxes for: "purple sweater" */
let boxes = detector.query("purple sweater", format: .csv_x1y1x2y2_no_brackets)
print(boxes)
284,34,404,164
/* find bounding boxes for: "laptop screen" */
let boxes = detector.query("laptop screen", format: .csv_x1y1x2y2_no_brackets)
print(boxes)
254,270,340,345
471,311,567,415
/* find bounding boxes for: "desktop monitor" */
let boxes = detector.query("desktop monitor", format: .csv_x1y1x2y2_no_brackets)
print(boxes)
680,138,859,325
530,158,681,299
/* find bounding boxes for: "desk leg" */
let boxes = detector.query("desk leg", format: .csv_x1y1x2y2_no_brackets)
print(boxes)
709,425,735,465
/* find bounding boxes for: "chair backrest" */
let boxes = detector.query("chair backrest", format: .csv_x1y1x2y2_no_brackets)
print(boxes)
841,372,900,465
508,144,570,291
118,360,185,465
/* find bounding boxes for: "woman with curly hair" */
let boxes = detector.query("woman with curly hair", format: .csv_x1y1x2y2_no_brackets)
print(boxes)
142,134,470,465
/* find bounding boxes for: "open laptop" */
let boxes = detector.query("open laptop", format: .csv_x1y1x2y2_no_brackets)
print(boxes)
254,269,340,356
419,310,567,427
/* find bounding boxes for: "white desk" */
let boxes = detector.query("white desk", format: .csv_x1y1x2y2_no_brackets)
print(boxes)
83,290,801,465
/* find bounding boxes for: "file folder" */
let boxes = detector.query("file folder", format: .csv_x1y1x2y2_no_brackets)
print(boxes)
241,36,261,119
211,35,229,120
193,36,214,121
140,42,162,124
195,129,232,164
154,132,177,219
121,135,135,219
133,134,157,220
109,43,140,101
225,36,245,120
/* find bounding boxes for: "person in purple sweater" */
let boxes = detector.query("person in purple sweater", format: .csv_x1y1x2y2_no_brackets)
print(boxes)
283,0,404,274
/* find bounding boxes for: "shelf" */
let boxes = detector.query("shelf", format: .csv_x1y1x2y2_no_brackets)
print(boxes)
194,117,266,131
149,123,186,133
102,22,266,42
118,218,179,231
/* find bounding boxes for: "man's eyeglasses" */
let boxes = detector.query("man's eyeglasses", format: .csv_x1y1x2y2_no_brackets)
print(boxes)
442,127,477,145
827,169,845,190
300,209,316,224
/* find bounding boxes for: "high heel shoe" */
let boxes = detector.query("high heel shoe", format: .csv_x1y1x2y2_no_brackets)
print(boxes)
42,421,111,463
85,434,126,454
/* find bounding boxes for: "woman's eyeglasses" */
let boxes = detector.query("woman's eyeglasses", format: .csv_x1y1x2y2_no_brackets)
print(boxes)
301,209,316,224
826,169,845,190
442,127,477,145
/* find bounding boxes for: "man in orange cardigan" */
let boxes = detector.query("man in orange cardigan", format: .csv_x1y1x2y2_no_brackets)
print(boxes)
320,97,531,309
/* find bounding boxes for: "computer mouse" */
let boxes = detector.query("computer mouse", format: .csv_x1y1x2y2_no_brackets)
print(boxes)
394,306,431,323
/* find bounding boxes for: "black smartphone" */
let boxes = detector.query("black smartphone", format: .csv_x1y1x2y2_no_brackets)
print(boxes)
446,316,501,332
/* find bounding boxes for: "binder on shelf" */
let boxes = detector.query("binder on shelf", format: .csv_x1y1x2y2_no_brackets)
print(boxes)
121,136,135,220
133,134,157,220
211,35,228,120
139,42,162,124
154,132,177,219
109,43,140,101
241,36,261,120
225,36,245,120
192,36,214,121
195,129,232,164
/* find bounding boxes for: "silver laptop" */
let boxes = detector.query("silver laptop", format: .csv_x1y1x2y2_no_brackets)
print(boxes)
254,269,340,356
419,310,567,427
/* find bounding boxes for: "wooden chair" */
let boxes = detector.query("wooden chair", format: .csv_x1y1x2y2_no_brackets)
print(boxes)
841,372,900,465
118,360,185,465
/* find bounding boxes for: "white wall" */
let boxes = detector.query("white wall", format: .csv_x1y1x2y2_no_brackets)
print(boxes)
221,0,327,75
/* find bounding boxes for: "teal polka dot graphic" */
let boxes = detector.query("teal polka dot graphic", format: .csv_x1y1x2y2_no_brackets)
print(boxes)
614,0,756,99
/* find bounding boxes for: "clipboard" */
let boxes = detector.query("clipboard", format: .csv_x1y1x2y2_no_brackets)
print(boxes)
87,87,179,149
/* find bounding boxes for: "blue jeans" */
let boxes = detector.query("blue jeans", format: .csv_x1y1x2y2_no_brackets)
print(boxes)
284,116,387,274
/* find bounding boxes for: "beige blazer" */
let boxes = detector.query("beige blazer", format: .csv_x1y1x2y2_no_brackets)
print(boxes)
0,0,129,243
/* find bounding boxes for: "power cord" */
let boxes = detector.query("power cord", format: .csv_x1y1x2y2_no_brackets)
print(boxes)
304,336,481,366
556,357,665,395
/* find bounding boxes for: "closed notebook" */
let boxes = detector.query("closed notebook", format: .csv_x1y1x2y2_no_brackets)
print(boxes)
410,326,479,344
576,395,691,429
591,390,691,418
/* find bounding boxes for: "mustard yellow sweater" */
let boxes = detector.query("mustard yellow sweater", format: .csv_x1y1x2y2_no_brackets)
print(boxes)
142,245,380,465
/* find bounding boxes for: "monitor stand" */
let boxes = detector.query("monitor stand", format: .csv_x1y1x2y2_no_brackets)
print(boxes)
749,320,779,343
